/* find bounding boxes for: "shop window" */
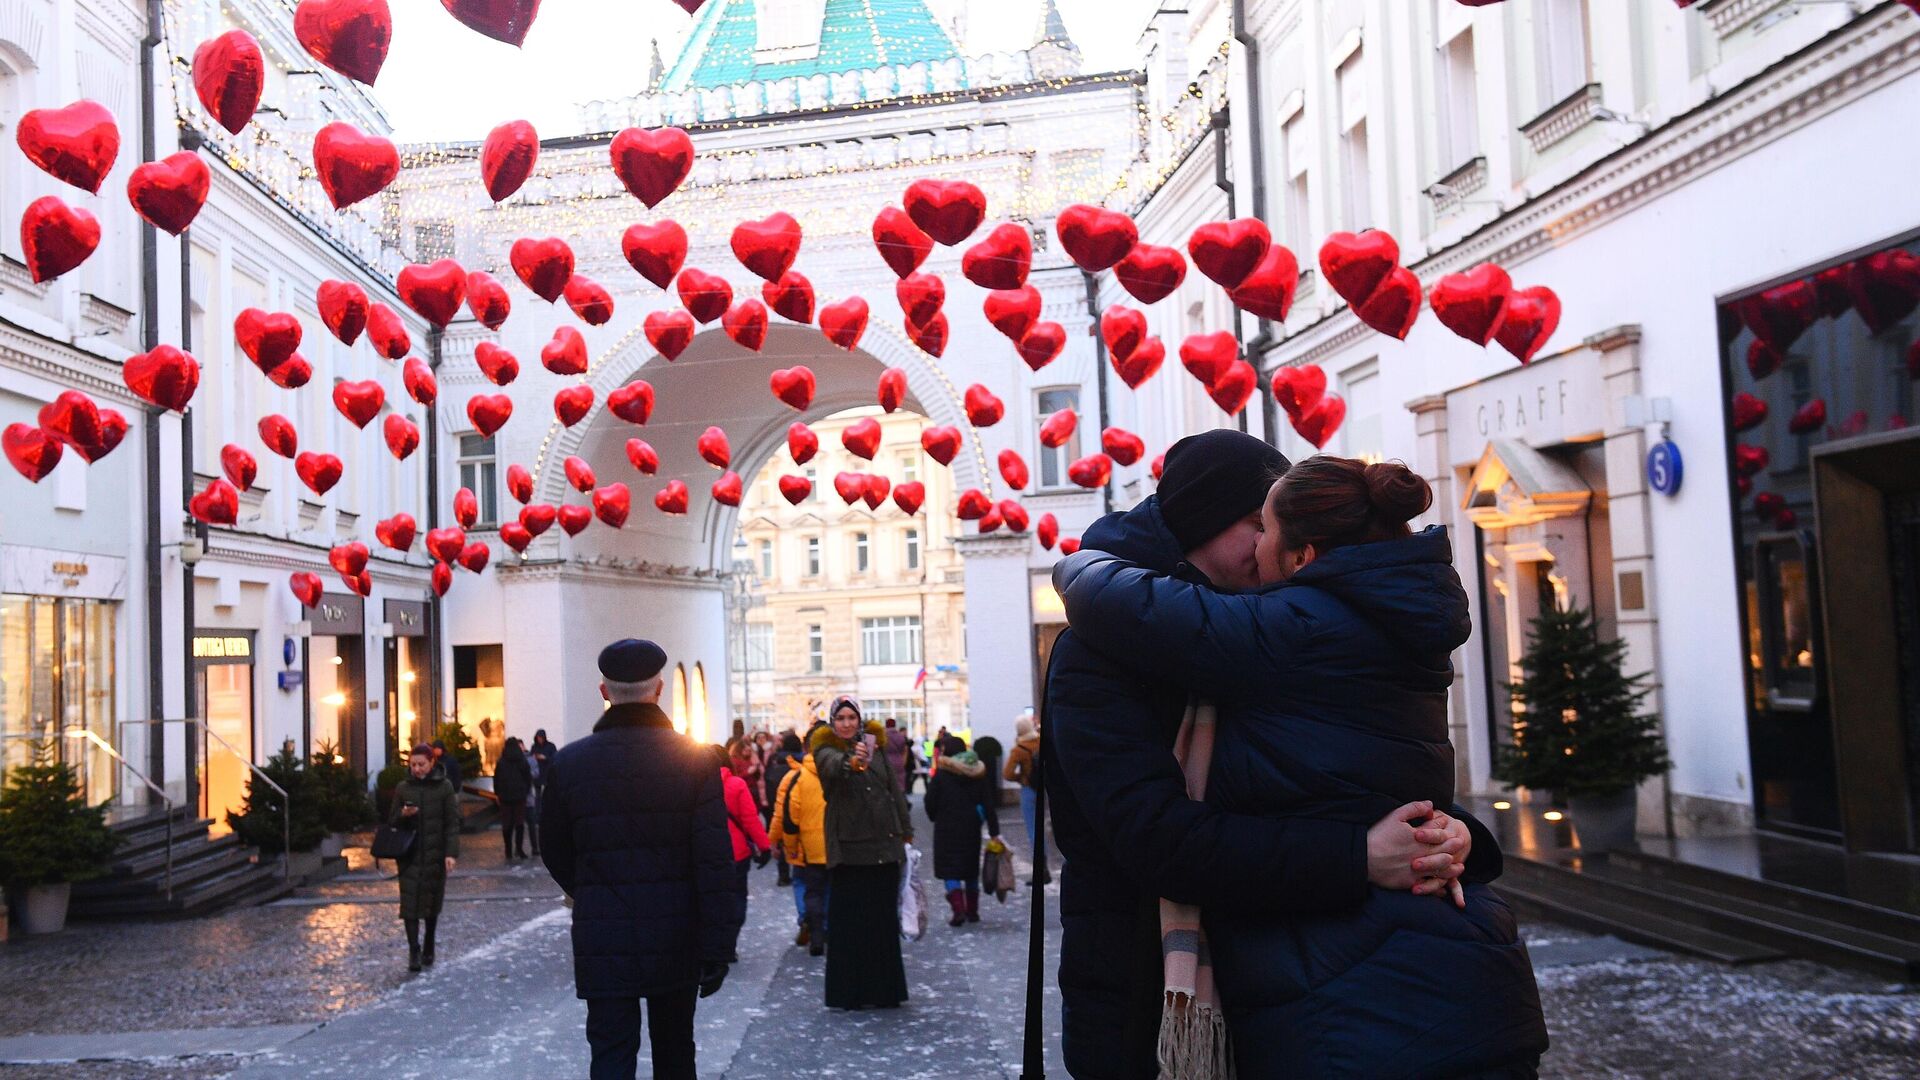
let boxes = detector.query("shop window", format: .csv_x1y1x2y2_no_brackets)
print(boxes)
1752,536,1818,709
0,596,117,806
457,434,500,528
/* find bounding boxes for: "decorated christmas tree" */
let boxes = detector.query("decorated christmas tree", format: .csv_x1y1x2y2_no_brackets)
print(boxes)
1493,605,1670,799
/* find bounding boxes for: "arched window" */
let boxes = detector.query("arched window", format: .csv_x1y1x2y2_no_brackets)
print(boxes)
669,663,689,735
689,662,709,745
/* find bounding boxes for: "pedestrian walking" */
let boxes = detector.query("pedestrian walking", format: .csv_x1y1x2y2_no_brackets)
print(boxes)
925,734,999,927
713,743,773,963
529,729,557,858
773,724,830,956
763,732,803,886
811,696,913,1009
494,737,534,860
389,743,459,973
1002,715,1041,848
540,640,741,1080
727,736,765,817
430,739,463,793
883,718,911,795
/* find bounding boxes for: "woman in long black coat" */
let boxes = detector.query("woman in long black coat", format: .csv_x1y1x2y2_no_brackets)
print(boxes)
493,738,534,860
390,744,460,972
923,735,999,927
812,696,913,1009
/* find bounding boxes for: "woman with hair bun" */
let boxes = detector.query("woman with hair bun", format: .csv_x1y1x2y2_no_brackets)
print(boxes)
1053,454,1547,1079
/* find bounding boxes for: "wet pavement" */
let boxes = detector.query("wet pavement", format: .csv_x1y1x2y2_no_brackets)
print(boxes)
2,805,1917,1078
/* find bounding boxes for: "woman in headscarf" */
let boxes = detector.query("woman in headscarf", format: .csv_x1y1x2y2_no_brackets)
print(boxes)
811,696,914,1008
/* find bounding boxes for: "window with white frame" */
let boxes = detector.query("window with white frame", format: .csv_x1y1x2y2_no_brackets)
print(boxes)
1337,51,1372,231
804,464,819,501
904,528,921,571
866,698,927,740
757,538,774,579
744,622,775,671
457,434,500,528
807,624,824,672
1340,360,1384,464
898,451,919,484
1282,110,1311,248
1435,26,1481,171
1036,387,1082,489
806,536,822,576
860,616,922,666
1535,0,1593,108
854,531,870,573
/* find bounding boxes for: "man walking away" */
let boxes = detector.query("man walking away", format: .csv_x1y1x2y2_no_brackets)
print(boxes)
541,639,741,1080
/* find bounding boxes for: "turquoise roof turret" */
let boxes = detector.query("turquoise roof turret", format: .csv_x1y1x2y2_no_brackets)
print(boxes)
660,0,962,93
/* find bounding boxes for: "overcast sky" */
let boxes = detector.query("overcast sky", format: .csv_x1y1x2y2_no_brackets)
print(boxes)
379,0,1157,143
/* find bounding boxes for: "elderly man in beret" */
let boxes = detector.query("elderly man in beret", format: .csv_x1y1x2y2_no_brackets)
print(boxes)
541,639,741,1080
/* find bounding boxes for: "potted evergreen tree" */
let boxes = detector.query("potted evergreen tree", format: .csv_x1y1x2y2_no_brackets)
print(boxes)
434,721,483,791
1493,605,1670,851
307,741,374,857
0,763,122,934
227,747,327,876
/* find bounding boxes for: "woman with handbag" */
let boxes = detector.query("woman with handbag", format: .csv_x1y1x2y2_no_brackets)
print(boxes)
924,734,999,927
384,743,460,973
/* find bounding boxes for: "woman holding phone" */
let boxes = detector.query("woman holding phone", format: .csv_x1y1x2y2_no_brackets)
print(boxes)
811,696,914,1009
389,743,459,973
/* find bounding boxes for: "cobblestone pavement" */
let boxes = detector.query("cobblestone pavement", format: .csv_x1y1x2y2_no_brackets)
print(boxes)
2,808,1917,1078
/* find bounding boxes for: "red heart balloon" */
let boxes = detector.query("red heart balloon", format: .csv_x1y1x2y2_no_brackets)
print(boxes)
903,179,986,246
893,481,926,515
1738,279,1819,350
510,236,574,303
2,424,62,482
999,499,1031,533
1039,409,1078,449
873,206,935,277
787,422,819,465
1208,361,1257,415
1068,453,1113,489
294,0,390,84
565,276,614,326
1844,250,1920,335
723,298,769,350
458,541,490,573
653,480,690,515
265,355,313,390
1056,204,1139,272
69,407,125,464
594,482,632,527
677,268,733,324
564,456,597,493
429,563,452,597
289,571,325,608
258,414,298,458
646,309,695,360
1188,218,1271,289
698,426,731,469
1229,244,1300,322
1112,336,1165,389
507,464,535,503
1354,265,1422,340
896,272,945,328
841,417,882,460
124,345,200,412
441,0,540,46
908,311,949,357
498,522,533,553
395,259,466,327
1101,427,1145,467
834,472,868,506
1101,305,1148,362
770,366,816,410
955,489,991,520
1813,264,1854,319
541,325,588,375
219,444,258,491
1752,491,1785,519
333,379,385,428
20,196,101,283
312,121,399,208
454,487,480,528
17,100,119,193
466,394,513,437
318,279,370,344
984,285,1042,343
1270,365,1328,419
863,475,891,511
520,503,557,536
1115,244,1186,306
127,152,210,235
296,451,344,495
962,223,1032,290
425,527,467,564
1019,322,1067,372
1036,513,1059,551
38,390,103,453
622,220,688,289
712,471,744,507
608,380,654,424
382,413,419,459
1733,443,1771,477
625,439,659,475
731,212,802,282
403,356,438,406
763,271,816,324
998,449,1030,490
235,308,303,371
1730,392,1768,432
820,296,870,351
877,368,908,413
1430,263,1514,346
1319,230,1401,307
1292,395,1347,448
1494,285,1562,365
964,385,1005,427
558,505,592,536
465,272,512,330
345,569,373,597
610,126,694,208
553,385,594,427
976,510,1001,534
1150,453,1167,481
192,31,265,135
921,425,962,466
1788,397,1827,435
367,302,411,359
480,118,538,200
778,475,812,504
1746,339,1785,381
1179,332,1238,388
474,341,520,386
376,512,417,552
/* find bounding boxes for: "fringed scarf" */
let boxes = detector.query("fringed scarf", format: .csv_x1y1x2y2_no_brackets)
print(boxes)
1157,699,1234,1080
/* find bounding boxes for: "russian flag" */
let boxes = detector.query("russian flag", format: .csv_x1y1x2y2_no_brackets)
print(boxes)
913,666,928,689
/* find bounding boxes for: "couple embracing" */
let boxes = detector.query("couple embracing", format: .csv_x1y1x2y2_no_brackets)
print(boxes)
1044,430,1549,1080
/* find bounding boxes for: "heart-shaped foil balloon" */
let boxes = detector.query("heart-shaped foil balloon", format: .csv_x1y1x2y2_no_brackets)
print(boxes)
295,451,344,495
1101,427,1146,467
403,357,438,406
819,297,869,351
841,417,882,460
834,472,867,506
499,522,533,553
896,272,945,327
961,223,1032,291
983,285,1041,343
1208,361,1258,415
653,480,690,515
1114,244,1186,306
127,152,211,235
645,309,695,360
1318,230,1401,308
1292,395,1347,449
510,236,574,303
564,276,614,326
1111,336,1165,390
192,30,265,135
564,456,597,493
1228,244,1300,322
622,220,688,288
697,426,731,469
377,513,417,552
787,422,819,465
610,126,694,208
625,439,659,475
964,385,1004,427
1038,409,1078,449
425,527,467,564
235,307,303,371
294,0,391,84
863,475,891,511
1067,453,1114,490
553,386,594,427
893,481,926,516
474,341,520,386
711,471,744,507
17,100,119,193
507,464,534,503
466,272,512,330
594,482,632,527
318,279,370,344
1188,218,1271,289
677,268,733,324
1101,304,1148,363
770,366,816,411
877,368,908,413
1269,364,1328,419
454,487,479,528
20,196,101,283
332,379,385,428
955,489,992,520
872,206,934,278
520,503,557,536
395,259,467,327
441,0,541,47
1055,204,1138,273
999,500,1031,533
289,571,325,608
1354,265,1422,341
466,394,513,437
723,299,768,351
367,302,411,359
382,413,419,459
38,390,105,454
1493,286,1561,365
312,121,399,208
998,449,1030,491
458,542,490,574
607,380,654,424
903,179,986,246
541,325,588,375
480,118,539,200
123,345,200,412
763,271,816,324
258,414,299,458
3,424,63,482
731,212,803,282
1019,323,1067,372
1179,332,1238,388
908,311,948,357
778,475,812,505
220,444,258,491
920,425,962,466
1036,513,1058,551
1429,263,1514,346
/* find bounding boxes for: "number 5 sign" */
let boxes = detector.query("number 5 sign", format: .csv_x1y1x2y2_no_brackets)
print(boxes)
1646,438,1683,496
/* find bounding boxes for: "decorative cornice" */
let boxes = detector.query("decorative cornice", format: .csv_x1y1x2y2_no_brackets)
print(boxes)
0,319,140,405
0,255,48,299
1429,155,1489,215
1584,324,1643,355
496,556,728,590
1705,0,1792,36
79,293,134,336
1519,83,1603,155
953,532,1034,557
199,533,433,584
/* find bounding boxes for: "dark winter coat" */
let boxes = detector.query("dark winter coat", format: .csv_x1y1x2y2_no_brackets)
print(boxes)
529,737,558,789
493,744,533,803
539,702,741,999
763,750,793,814
924,753,1000,880
812,719,912,867
390,769,460,920
884,727,912,791
1057,522,1548,1079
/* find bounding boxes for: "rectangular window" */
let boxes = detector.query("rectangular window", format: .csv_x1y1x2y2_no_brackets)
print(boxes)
758,539,774,579
804,465,819,502
860,616,923,666
1436,27,1481,170
457,434,499,528
806,536,822,577
866,698,927,741
1337,52,1371,231
898,451,919,485
905,528,921,571
1036,387,1082,489
1282,112,1311,247
807,624,824,673
1536,0,1592,106
854,531,870,573
744,622,775,672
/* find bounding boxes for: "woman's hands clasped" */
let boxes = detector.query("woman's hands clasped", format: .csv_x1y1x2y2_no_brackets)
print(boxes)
1365,800,1470,909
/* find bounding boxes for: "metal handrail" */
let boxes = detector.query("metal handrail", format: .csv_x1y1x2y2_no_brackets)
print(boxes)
64,728,175,900
202,724,291,883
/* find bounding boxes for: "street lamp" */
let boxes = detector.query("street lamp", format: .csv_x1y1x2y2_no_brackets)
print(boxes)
727,535,760,740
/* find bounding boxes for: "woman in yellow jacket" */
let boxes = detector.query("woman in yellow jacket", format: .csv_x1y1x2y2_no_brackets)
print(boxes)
773,727,830,956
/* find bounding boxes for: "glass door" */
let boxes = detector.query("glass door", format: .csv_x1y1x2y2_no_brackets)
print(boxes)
0,596,117,805
197,657,254,835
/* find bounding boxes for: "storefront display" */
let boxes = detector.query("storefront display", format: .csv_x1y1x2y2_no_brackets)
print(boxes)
306,593,367,774
383,599,429,760
0,576,120,807
193,632,254,833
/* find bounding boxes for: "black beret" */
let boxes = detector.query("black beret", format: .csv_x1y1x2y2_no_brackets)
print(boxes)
598,638,667,683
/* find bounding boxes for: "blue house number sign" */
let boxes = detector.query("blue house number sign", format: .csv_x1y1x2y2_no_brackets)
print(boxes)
1646,439,1683,496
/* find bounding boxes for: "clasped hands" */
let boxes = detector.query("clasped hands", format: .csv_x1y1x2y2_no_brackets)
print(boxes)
1367,800,1470,909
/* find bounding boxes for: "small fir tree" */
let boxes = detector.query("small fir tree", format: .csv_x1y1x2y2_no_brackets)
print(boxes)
0,763,122,887
307,741,375,833
434,721,483,782
226,747,327,853
1493,605,1671,799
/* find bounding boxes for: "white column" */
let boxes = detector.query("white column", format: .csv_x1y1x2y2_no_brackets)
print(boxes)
954,532,1037,759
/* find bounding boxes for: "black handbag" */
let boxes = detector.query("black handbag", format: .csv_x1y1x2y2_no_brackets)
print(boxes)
371,823,415,861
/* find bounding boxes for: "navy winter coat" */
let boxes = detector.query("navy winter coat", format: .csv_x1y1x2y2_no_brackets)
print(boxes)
539,703,741,999
1056,524,1548,1079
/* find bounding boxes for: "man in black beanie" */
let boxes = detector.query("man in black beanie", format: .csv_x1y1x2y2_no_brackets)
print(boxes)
1039,431,1499,1079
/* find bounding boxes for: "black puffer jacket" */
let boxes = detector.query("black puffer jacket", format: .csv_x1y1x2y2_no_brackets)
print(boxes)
1056,525,1547,1079
493,744,532,803
539,703,740,998
924,752,998,881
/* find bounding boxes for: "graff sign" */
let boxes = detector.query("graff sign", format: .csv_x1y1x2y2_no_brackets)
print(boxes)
1444,349,1606,467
